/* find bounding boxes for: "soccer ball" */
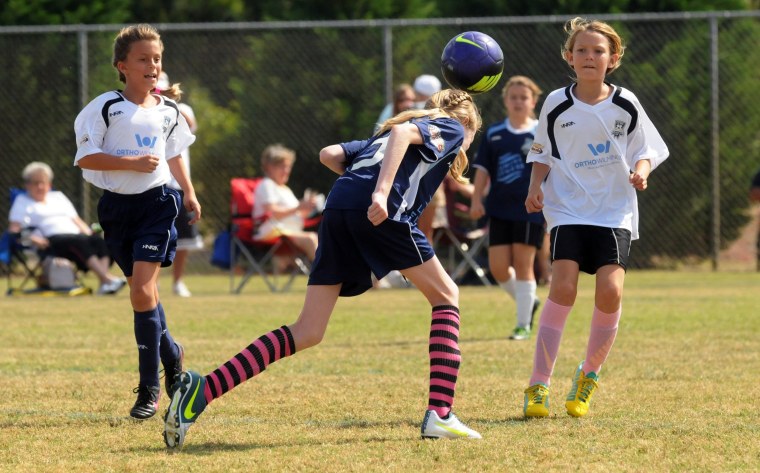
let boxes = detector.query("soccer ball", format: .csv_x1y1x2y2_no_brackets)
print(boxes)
440,31,504,94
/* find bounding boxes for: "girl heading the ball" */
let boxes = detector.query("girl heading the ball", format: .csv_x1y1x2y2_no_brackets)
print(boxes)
522,17,669,419
164,89,484,450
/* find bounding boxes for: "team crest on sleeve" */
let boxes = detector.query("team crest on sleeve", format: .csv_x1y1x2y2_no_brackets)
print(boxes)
530,142,544,154
162,115,172,133
78,134,90,147
427,124,445,152
612,120,626,138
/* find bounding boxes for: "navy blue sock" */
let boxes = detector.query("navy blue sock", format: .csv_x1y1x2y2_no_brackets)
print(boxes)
134,308,162,388
156,302,180,366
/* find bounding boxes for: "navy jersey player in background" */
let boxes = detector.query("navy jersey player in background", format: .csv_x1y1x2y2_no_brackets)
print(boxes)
164,89,484,450
522,17,668,419
74,24,200,420
469,75,545,341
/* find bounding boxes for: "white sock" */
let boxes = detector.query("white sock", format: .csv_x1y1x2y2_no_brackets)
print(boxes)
514,279,537,329
498,267,516,300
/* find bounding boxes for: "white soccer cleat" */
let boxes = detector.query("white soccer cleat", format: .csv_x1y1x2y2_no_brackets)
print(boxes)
420,410,482,439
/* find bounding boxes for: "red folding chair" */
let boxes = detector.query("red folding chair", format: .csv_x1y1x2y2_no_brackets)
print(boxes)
229,177,318,293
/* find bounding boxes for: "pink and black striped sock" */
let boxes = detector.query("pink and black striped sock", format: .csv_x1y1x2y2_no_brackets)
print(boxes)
427,305,461,418
203,325,296,404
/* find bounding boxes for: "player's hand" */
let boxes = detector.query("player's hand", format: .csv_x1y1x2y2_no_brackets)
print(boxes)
629,171,648,190
133,154,160,173
469,200,485,220
185,195,202,224
525,189,544,213
368,192,388,226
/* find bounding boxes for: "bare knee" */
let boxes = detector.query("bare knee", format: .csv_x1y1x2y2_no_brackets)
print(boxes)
289,321,325,350
549,279,577,306
595,282,623,311
130,284,155,311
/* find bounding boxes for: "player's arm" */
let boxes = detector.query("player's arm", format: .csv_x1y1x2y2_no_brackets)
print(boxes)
77,152,160,173
526,162,550,213
469,167,489,220
319,145,347,175
168,155,201,224
368,123,422,226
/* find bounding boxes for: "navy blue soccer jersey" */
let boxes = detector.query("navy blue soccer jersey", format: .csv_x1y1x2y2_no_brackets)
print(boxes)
325,117,465,225
473,119,543,224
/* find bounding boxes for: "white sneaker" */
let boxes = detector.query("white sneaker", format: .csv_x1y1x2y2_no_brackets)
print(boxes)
420,410,482,439
173,281,192,297
98,278,126,295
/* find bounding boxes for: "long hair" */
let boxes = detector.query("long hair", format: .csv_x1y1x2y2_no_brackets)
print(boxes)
375,89,481,183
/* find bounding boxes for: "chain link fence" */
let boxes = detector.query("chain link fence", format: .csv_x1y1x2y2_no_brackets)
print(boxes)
2,12,759,274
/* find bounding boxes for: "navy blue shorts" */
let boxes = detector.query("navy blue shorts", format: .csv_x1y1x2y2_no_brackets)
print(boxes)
308,209,435,297
97,185,179,277
549,224,631,274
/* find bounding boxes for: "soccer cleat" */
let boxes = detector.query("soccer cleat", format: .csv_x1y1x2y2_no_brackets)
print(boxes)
162,343,185,398
173,281,192,298
508,326,531,340
164,370,207,450
130,384,160,419
565,361,599,418
420,410,482,439
530,297,541,330
523,383,550,417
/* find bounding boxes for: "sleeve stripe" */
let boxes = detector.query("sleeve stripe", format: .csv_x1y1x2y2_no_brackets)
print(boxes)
612,88,638,134
100,92,125,128
546,85,575,160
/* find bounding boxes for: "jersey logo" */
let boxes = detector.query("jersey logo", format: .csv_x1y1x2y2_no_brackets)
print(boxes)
561,121,575,128
78,135,90,147
612,120,626,138
109,110,123,118
530,143,544,154
587,141,611,157
428,124,444,152
135,134,158,148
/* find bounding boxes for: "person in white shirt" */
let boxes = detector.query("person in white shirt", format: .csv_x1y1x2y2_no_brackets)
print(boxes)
8,162,126,294
253,144,320,262
73,24,200,421
522,17,669,420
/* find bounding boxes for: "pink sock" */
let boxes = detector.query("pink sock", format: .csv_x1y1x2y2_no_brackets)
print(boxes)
428,305,461,418
529,299,572,386
582,306,621,375
203,325,296,404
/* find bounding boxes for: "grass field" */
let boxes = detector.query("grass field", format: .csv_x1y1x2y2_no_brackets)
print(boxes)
1,270,758,472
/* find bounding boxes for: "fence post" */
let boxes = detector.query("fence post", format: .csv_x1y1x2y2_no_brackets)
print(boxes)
709,16,720,271
383,24,393,105
77,28,91,223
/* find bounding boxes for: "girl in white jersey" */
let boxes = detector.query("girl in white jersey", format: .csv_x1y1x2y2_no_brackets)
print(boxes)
73,24,200,420
522,17,668,419
163,90,483,451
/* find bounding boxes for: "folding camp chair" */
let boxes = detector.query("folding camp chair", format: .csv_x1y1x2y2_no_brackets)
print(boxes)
432,181,491,286
3,188,92,296
228,177,318,294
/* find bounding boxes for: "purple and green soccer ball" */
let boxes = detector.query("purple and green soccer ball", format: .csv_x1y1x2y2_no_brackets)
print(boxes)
441,31,504,94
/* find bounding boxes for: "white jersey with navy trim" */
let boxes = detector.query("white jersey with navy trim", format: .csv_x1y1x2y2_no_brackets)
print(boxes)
527,84,669,240
325,116,465,225
74,91,196,194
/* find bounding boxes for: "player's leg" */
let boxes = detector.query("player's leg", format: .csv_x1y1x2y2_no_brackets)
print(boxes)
511,242,539,339
164,284,341,449
401,257,481,439
153,282,183,397
129,260,163,419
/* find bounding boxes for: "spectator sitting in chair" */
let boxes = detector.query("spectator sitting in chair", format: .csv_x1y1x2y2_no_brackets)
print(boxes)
253,144,321,263
8,162,126,295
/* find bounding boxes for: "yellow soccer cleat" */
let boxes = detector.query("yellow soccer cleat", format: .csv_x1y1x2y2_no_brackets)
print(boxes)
523,383,550,417
565,361,599,418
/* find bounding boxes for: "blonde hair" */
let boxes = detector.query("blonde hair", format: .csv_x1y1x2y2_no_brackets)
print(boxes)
376,89,481,183
261,144,296,168
502,75,543,119
562,17,625,75
112,24,182,100
22,162,54,182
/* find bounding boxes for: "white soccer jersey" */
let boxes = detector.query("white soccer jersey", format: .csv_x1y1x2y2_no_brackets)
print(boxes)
527,84,669,240
74,91,196,194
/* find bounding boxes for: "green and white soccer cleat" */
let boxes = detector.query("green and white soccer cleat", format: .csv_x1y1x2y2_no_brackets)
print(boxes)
420,410,482,439
163,370,207,450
